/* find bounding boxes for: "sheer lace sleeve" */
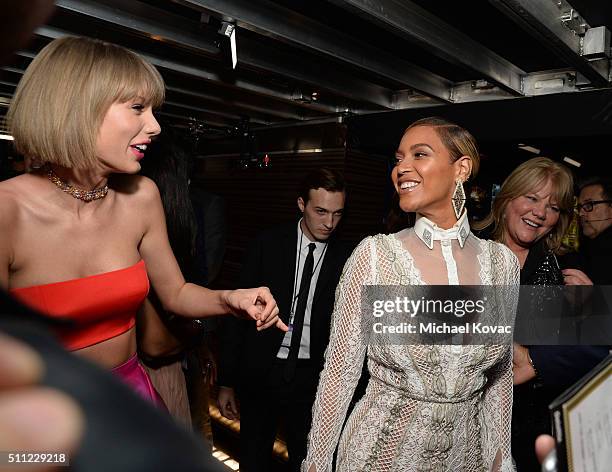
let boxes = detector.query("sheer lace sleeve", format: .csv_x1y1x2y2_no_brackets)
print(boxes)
483,242,520,471
482,346,514,471
302,237,373,472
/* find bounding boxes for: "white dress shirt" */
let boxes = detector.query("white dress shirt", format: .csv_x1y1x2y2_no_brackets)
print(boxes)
277,220,327,359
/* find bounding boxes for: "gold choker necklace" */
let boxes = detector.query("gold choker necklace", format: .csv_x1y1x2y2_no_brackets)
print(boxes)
46,167,108,202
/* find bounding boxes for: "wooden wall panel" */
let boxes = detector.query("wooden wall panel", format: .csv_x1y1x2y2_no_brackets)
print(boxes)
342,149,390,243
195,150,344,287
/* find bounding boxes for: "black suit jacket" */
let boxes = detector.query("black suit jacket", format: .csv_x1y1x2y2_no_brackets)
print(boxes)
218,223,353,391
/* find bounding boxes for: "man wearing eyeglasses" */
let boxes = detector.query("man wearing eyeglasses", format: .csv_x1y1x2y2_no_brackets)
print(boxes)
577,177,612,284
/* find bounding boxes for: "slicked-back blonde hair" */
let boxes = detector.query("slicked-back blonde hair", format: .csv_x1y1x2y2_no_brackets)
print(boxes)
405,116,481,179
476,157,574,253
8,36,165,169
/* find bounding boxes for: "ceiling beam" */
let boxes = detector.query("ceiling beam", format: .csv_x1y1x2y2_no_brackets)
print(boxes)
33,26,343,116
488,0,610,86
166,85,303,121
180,0,453,101
55,0,219,55
6,50,289,124
157,110,230,129
329,0,525,95
236,38,394,109
0,69,297,123
54,0,395,110
163,100,269,125
140,51,340,113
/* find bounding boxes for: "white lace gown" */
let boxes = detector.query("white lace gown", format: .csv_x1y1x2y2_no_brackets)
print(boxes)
302,214,520,472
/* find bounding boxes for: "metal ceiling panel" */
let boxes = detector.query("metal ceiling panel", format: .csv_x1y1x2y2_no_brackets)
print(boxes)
1,0,611,133
55,0,396,111
488,0,610,85
55,0,220,54
328,0,525,95
180,0,454,101
33,25,343,115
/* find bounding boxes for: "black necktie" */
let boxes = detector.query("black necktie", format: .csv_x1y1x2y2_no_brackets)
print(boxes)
284,242,316,382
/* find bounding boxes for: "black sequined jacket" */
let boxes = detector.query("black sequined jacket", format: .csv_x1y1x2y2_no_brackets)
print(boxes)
512,239,610,471
520,239,563,285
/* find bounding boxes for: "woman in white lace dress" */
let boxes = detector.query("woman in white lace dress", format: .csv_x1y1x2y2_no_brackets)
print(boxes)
303,117,520,472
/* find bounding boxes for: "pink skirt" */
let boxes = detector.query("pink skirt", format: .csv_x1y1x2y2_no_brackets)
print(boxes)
112,354,167,410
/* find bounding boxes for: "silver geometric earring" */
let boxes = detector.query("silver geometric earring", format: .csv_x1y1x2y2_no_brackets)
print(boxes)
451,179,466,219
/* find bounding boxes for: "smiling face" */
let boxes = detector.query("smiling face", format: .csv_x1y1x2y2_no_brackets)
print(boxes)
391,125,470,226
95,98,161,173
503,178,561,249
298,188,345,242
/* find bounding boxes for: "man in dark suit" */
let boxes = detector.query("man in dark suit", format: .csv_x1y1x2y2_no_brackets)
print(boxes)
217,168,352,472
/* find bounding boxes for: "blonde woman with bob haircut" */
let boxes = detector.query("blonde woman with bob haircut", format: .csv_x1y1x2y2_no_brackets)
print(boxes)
1,36,286,405
303,117,520,472
476,156,598,471
476,156,575,262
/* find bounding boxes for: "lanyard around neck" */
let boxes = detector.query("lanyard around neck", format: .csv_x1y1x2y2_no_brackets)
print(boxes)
290,230,328,317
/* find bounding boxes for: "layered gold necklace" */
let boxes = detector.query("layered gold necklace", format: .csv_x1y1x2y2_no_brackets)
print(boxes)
46,167,108,202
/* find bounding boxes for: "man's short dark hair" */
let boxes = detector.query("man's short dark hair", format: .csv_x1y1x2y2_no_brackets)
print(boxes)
578,176,612,200
298,168,346,203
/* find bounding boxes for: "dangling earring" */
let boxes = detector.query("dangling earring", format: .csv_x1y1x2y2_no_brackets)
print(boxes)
452,179,466,219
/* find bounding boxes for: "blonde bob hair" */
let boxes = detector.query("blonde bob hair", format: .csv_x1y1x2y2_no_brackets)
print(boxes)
405,116,481,179
8,36,165,169
476,157,574,253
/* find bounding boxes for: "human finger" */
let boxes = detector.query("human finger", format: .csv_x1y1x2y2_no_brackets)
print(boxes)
535,434,555,464
562,268,590,281
228,396,239,419
219,405,231,420
224,402,238,420
0,332,44,388
258,305,280,327
242,291,267,322
217,397,232,419
275,318,289,332
562,269,593,285
0,388,84,462
563,274,586,286
255,289,277,322
256,309,282,331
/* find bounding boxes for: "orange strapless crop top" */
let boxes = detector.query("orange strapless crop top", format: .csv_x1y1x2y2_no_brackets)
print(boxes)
10,260,149,350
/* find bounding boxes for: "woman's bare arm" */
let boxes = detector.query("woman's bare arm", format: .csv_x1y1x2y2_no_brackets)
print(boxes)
136,177,286,331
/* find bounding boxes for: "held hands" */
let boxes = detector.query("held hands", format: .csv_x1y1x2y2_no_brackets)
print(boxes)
224,287,288,332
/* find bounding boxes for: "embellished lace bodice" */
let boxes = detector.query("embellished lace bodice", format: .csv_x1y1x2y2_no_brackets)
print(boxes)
303,223,520,472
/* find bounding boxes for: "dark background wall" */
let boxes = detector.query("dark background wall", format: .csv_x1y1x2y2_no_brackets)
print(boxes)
193,122,388,288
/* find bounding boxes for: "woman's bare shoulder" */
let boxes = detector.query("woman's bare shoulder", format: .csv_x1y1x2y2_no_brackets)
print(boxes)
111,174,161,207
0,172,42,190
0,175,38,232
0,173,40,210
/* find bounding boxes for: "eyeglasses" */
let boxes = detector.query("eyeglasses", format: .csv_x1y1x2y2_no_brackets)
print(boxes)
577,200,612,213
